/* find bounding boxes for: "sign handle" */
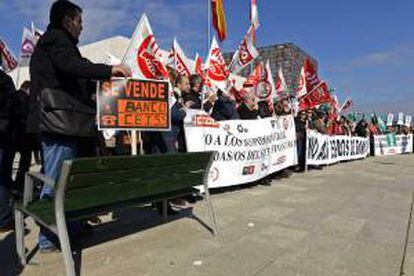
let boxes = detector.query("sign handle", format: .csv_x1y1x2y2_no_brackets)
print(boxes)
131,130,138,155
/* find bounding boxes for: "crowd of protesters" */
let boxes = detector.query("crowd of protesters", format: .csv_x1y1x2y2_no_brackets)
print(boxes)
1,0,413,257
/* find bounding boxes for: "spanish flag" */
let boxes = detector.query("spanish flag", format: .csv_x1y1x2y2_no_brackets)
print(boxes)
211,0,227,42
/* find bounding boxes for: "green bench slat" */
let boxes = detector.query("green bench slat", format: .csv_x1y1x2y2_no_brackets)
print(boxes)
65,174,203,211
25,188,197,225
69,152,213,174
68,162,206,189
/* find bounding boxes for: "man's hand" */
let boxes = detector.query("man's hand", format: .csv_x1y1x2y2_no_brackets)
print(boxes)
111,64,131,77
185,100,195,108
207,92,218,103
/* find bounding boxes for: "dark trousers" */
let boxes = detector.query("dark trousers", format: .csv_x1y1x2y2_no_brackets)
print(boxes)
296,137,306,170
0,147,14,227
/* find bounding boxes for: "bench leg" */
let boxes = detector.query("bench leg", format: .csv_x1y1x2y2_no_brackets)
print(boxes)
162,200,168,222
204,190,219,235
14,209,26,266
56,216,76,276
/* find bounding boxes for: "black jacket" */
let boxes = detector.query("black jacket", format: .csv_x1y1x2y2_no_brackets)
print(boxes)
258,101,273,118
28,27,112,136
210,94,239,121
0,70,16,147
237,103,258,120
295,118,307,141
182,90,201,109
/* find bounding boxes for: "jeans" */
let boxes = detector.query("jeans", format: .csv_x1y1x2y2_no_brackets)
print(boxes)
0,147,14,227
38,136,78,249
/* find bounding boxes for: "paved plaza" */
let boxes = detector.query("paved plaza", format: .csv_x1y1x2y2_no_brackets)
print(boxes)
1,155,413,276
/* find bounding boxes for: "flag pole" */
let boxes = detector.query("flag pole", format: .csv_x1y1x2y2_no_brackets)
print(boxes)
204,0,211,103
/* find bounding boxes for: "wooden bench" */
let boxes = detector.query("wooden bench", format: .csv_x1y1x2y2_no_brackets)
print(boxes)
14,152,218,276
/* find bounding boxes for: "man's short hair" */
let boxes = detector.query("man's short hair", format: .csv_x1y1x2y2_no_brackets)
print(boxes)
50,0,82,28
175,75,188,87
189,74,202,88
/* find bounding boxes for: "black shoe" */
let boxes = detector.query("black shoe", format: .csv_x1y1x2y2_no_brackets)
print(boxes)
156,203,180,216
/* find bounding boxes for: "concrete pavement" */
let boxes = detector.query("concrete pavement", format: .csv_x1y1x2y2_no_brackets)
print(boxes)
1,154,414,276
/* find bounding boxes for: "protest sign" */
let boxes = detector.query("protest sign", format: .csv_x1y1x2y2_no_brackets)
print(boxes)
306,130,370,165
97,78,170,130
184,110,297,188
374,134,413,156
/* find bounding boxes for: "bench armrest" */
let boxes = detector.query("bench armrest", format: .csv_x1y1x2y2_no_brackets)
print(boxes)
23,172,56,207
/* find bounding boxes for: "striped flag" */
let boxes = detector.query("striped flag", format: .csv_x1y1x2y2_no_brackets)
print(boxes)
0,37,18,72
250,0,259,29
173,38,194,77
211,0,227,42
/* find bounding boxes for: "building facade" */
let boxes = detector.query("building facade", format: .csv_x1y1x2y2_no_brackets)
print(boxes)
224,43,317,94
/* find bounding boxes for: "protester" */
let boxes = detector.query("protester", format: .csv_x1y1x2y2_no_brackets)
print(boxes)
29,0,131,252
207,90,239,121
312,110,327,134
11,81,38,196
237,91,259,120
184,74,202,109
0,69,15,232
294,110,307,172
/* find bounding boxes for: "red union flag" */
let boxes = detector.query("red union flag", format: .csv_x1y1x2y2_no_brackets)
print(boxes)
195,53,203,76
173,38,194,77
339,98,353,114
205,37,229,91
275,67,287,97
229,26,259,74
299,81,331,110
21,27,35,57
296,58,320,98
123,14,168,80
244,62,263,88
0,38,18,72
259,60,276,110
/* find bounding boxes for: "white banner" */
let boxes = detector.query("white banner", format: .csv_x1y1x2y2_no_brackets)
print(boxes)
306,130,370,165
374,134,413,156
184,110,297,188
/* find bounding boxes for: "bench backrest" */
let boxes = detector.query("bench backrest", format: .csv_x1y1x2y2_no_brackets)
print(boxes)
56,152,214,213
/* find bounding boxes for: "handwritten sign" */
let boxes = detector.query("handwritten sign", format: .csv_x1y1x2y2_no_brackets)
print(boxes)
97,78,170,130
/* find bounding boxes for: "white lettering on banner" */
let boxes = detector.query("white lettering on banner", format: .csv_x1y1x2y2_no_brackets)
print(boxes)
184,110,297,188
374,134,413,156
306,130,369,165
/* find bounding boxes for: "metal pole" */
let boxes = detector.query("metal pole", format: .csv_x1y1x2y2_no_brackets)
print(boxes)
138,131,144,155
131,131,138,155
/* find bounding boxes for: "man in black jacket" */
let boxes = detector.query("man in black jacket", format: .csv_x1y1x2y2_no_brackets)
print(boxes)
29,0,130,251
0,69,15,232
295,111,307,172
